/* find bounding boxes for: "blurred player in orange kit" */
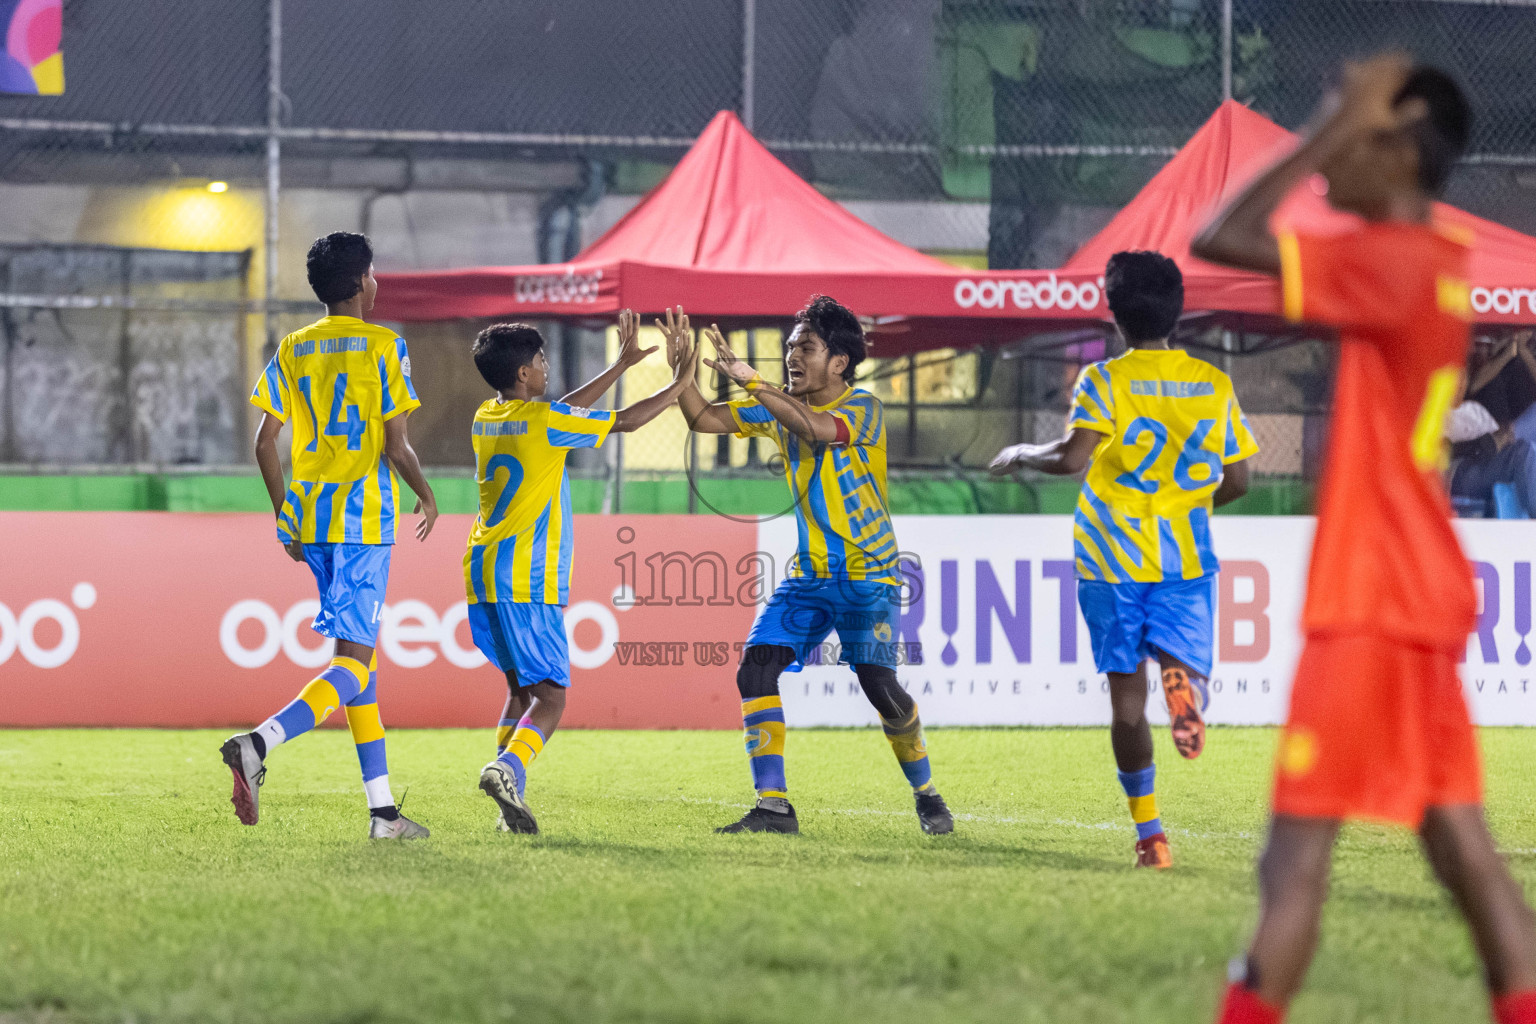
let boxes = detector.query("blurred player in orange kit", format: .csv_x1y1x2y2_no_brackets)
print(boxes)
1193,54,1536,1024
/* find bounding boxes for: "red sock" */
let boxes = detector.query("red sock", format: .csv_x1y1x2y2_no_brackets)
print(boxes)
1216,983,1283,1024
1494,990,1536,1024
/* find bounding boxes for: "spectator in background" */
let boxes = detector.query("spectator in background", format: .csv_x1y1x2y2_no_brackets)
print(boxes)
1467,330,1536,441
1446,396,1536,516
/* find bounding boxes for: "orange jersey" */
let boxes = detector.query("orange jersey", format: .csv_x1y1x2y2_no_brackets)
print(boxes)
1279,222,1477,651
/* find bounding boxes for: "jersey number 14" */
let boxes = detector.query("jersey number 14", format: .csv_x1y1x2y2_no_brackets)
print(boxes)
296,373,366,452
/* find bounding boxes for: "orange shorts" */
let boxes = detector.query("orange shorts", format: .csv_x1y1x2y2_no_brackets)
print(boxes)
1272,633,1482,827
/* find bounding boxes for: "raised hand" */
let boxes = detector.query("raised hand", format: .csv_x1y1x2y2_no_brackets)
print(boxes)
668,326,697,386
658,306,690,371
656,306,692,362
703,324,756,385
1338,52,1418,134
616,309,657,369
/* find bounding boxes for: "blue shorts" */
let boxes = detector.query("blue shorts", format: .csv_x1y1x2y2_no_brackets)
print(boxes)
746,577,902,669
1078,575,1215,677
303,543,391,647
467,601,571,687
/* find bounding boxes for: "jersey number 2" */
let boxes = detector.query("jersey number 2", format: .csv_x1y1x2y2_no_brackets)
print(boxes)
484,454,525,527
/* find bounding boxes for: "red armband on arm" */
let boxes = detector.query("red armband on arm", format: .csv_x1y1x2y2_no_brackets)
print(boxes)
832,417,851,446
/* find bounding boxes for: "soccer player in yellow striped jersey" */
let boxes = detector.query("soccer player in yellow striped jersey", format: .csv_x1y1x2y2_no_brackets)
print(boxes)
991,251,1257,869
470,312,698,835
670,296,953,837
222,232,437,841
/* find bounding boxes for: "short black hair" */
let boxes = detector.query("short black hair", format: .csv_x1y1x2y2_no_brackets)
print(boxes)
1396,66,1471,196
306,232,373,306
795,294,865,383
1105,250,1183,344
473,323,545,391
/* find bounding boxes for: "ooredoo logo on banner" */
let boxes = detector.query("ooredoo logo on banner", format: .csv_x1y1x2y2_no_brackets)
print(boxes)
952,274,1105,313
5,512,1534,729
0,581,97,669
0,512,755,729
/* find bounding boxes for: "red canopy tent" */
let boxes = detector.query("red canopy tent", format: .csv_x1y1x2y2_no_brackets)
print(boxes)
374,103,1536,357
1062,99,1536,334
375,110,943,322
373,110,1095,354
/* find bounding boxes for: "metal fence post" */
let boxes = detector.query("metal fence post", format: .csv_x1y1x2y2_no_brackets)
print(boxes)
741,0,756,131
1221,0,1233,102
0,260,12,463
265,0,282,356
118,252,134,462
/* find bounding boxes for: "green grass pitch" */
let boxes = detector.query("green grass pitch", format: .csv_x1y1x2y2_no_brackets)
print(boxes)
5,727,1536,1023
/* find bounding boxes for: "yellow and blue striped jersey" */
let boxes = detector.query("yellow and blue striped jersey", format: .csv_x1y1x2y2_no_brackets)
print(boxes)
730,386,899,584
250,315,420,545
463,398,614,605
1069,348,1258,583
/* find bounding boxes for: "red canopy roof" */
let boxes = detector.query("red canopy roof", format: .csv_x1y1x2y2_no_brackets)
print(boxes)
372,110,981,328
373,111,1106,354
374,102,1536,345
1063,99,1536,326
575,112,949,275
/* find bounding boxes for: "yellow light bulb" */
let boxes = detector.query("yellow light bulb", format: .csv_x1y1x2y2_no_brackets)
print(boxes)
206,181,229,194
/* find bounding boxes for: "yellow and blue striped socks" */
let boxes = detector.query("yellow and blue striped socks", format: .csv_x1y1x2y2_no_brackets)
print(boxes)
881,707,936,794
344,654,394,812
495,717,518,755
1119,765,1163,840
495,720,546,796
741,696,788,799
255,656,369,753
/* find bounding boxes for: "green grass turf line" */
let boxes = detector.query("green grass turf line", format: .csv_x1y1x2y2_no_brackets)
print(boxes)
2,727,1535,1023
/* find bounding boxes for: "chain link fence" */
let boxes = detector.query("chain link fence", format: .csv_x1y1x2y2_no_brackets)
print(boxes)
2,0,1533,500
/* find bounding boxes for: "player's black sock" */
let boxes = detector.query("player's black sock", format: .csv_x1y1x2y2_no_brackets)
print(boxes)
248,732,267,759
371,804,400,821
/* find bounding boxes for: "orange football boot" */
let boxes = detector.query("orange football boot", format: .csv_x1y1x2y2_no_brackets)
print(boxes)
1161,664,1207,759
1135,832,1172,869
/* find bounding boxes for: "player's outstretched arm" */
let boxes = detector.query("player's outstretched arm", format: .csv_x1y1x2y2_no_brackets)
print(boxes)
702,323,839,444
1212,457,1251,507
658,308,736,435
560,309,656,408
383,415,439,541
1193,52,1422,275
253,412,303,562
612,319,697,434
989,428,1102,477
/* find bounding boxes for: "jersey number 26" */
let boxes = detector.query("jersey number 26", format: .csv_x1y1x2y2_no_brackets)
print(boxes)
1115,417,1223,493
